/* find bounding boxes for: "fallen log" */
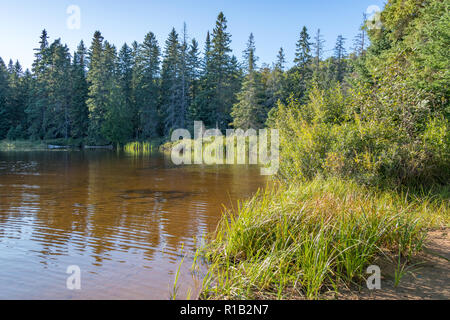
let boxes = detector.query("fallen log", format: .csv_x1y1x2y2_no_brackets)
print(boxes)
48,145,70,149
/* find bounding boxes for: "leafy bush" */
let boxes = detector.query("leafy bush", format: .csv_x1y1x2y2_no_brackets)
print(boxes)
272,75,449,186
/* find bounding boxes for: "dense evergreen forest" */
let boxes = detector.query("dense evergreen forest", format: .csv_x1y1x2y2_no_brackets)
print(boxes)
0,11,365,144
0,0,448,186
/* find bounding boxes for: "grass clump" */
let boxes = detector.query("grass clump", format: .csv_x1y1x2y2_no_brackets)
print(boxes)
124,139,165,155
200,178,449,300
124,141,152,155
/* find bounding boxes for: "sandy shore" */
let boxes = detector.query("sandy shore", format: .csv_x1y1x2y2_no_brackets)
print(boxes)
335,228,449,300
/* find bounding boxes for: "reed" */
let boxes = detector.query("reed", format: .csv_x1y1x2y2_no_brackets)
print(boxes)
200,178,449,300
124,141,152,155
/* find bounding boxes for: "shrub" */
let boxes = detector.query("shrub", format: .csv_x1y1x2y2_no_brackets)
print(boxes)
272,81,449,186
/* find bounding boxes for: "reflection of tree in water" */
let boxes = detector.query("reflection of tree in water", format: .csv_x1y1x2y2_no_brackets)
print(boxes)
0,151,267,298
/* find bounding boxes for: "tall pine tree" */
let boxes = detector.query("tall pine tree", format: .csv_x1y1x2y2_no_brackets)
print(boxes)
232,34,266,130
133,32,161,139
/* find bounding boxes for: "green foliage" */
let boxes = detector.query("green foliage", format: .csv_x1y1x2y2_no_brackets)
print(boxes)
191,12,242,129
132,32,161,139
101,84,133,144
70,41,89,139
270,0,449,187
161,28,185,134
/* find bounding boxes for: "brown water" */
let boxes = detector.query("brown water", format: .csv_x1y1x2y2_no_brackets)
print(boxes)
0,151,267,300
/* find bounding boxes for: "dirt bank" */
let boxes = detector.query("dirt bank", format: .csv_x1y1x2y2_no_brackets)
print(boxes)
336,228,449,300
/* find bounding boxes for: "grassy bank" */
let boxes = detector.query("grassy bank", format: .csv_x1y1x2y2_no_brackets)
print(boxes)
0,140,49,151
200,178,449,300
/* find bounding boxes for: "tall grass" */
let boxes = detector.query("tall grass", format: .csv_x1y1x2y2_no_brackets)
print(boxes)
124,141,152,155
160,135,268,165
200,178,449,300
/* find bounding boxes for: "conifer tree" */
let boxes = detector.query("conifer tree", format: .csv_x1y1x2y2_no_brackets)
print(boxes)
70,41,89,140
232,34,266,129
353,13,368,56
101,41,133,144
27,30,50,139
287,26,312,102
189,31,214,125
187,38,200,106
294,26,312,69
243,33,258,73
86,31,109,144
313,29,325,71
333,35,347,82
118,43,133,112
0,58,8,138
179,23,190,129
266,48,286,112
133,32,161,139
209,12,240,129
312,29,326,84
275,47,286,72
161,28,183,134
44,40,72,139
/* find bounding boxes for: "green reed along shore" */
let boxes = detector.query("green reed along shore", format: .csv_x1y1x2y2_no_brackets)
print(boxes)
0,139,165,153
0,140,49,151
199,178,449,300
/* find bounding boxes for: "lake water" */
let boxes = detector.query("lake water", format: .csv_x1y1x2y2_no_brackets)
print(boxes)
0,151,267,299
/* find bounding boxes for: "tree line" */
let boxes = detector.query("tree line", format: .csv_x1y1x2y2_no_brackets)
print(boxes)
0,12,366,145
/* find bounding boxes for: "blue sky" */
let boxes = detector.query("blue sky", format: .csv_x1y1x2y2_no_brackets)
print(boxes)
0,0,387,70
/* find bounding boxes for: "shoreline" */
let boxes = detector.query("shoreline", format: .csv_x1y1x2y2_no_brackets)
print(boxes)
0,139,166,152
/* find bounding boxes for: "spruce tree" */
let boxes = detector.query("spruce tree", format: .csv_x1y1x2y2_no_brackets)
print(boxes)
0,58,10,139
313,29,325,71
294,26,312,69
275,47,286,71
287,26,312,102
179,23,190,130
333,35,347,82
133,32,161,139
161,28,183,134
266,49,286,112
189,31,214,125
101,41,133,144
5,61,31,140
27,30,50,139
232,34,266,130
243,33,258,73
312,29,326,84
210,12,240,129
86,31,109,145
187,39,200,106
70,41,89,140
44,40,72,140
118,43,133,111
